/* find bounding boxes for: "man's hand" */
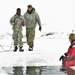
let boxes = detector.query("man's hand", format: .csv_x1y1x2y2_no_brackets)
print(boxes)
39,27,42,31
14,22,17,26
22,22,26,26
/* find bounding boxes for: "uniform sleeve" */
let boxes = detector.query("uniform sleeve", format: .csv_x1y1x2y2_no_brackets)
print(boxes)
35,12,42,27
23,12,27,20
21,16,26,26
21,16,26,23
22,13,26,26
10,16,15,26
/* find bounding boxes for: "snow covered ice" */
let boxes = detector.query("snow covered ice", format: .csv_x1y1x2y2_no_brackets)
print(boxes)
0,31,70,66
0,31,70,75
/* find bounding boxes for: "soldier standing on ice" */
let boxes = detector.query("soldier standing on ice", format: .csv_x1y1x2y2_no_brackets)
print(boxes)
23,5,42,51
10,8,26,52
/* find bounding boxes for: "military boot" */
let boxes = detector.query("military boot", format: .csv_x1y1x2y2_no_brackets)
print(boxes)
29,46,33,51
19,47,24,52
13,46,18,52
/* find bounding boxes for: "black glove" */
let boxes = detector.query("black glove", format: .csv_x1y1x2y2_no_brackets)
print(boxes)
39,27,42,31
64,52,68,56
59,55,64,61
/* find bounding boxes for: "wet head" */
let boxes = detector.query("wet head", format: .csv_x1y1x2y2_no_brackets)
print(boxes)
69,33,75,43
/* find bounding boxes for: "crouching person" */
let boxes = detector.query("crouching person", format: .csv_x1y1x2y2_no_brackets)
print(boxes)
60,33,75,75
10,8,26,52
65,33,75,67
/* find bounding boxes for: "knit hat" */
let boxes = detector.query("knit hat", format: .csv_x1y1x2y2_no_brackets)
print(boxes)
69,33,75,40
27,4,32,8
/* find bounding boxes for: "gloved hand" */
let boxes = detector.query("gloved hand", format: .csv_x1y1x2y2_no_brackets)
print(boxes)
59,55,64,61
39,27,42,31
64,52,68,56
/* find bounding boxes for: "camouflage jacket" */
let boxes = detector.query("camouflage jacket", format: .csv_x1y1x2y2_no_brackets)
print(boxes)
10,14,25,31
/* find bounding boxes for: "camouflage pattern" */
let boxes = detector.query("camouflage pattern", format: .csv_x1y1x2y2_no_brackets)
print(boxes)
10,14,25,47
26,28,35,48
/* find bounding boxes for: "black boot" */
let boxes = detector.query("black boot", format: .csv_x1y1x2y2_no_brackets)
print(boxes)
13,46,18,52
19,47,24,52
29,47,33,51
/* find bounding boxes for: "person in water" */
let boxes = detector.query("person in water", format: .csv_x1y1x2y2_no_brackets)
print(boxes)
59,33,75,71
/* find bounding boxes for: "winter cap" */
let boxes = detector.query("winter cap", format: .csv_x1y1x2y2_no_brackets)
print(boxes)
27,4,32,8
69,33,75,40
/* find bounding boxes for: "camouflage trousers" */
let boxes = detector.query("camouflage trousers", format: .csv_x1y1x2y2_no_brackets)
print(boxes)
26,28,35,48
12,30,23,47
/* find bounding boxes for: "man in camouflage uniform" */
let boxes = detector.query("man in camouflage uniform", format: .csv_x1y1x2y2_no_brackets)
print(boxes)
10,8,25,52
23,5,42,51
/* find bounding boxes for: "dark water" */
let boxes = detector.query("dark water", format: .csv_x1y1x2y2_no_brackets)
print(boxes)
2,66,68,75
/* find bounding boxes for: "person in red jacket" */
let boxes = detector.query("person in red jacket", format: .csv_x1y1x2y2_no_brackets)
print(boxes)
66,33,75,67
65,33,75,75
59,33,75,72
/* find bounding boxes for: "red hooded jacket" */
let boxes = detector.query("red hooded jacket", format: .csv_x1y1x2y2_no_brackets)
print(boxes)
66,40,75,67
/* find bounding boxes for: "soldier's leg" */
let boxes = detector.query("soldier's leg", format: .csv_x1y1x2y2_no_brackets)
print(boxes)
29,29,35,47
26,28,30,46
13,31,18,51
14,38,18,47
28,28,35,49
18,32,24,51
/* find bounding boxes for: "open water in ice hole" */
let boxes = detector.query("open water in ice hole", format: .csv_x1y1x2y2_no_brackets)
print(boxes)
2,66,68,75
